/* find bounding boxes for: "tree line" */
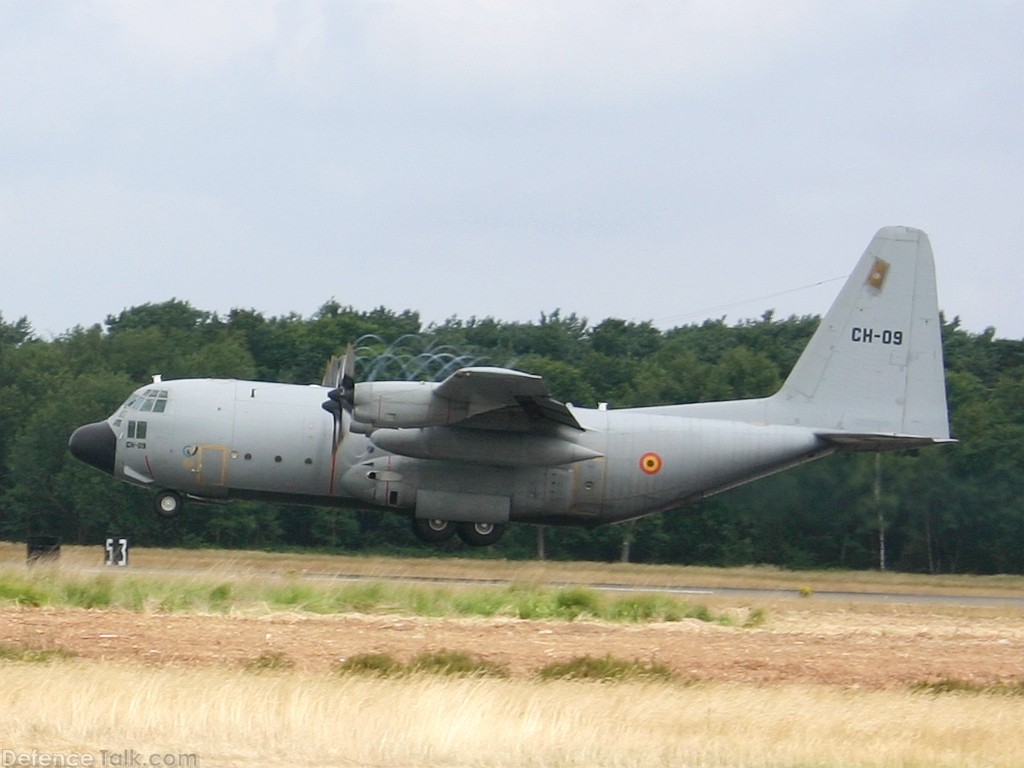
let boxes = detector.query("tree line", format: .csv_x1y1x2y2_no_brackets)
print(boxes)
1,299,1022,573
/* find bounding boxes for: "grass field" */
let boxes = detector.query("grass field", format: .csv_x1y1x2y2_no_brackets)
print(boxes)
4,661,1024,768
0,559,744,624
5,540,1024,597
2,541,1024,767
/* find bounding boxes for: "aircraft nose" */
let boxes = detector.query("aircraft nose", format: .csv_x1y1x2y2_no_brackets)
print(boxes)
68,421,117,475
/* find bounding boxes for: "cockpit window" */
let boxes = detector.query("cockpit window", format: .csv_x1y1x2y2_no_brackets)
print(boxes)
121,389,168,413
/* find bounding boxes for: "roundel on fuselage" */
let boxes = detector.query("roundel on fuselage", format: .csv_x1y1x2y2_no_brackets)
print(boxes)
639,452,663,475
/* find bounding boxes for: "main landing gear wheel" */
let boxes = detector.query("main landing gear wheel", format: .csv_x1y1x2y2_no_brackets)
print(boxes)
154,490,183,518
412,517,457,543
457,522,506,547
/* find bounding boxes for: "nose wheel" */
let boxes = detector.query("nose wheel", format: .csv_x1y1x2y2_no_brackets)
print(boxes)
154,490,183,518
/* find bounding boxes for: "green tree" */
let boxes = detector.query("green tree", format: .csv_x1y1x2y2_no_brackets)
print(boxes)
2,372,141,543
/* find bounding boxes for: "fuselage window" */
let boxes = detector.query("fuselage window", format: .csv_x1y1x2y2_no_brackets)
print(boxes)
127,421,148,439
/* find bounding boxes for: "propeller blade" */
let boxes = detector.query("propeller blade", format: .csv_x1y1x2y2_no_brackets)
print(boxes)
322,344,356,454
340,343,355,413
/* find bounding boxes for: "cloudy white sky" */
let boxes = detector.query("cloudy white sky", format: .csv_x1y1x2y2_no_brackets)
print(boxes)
2,1,1022,341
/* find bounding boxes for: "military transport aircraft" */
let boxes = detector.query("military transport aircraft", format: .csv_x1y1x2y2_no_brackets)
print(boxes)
69,226,953,547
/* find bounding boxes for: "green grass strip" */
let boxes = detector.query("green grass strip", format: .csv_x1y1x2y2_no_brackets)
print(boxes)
0,567,750,626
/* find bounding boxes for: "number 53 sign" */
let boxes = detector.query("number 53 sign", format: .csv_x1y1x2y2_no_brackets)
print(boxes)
105,537,129,567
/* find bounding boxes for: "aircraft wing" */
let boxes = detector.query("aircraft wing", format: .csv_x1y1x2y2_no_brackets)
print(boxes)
350,366,584,433
436,367,583,431
434,366,548,401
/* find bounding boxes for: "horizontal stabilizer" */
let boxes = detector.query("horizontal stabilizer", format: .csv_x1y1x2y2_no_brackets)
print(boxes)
817,432,957,451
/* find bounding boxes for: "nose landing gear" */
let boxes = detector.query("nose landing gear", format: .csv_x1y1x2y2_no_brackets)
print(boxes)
154,489,183,517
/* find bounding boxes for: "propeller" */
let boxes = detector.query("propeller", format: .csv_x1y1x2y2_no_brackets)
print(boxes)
322,343,356,454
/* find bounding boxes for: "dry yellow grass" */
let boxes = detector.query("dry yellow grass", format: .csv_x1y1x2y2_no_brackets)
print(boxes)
3,660,1022,768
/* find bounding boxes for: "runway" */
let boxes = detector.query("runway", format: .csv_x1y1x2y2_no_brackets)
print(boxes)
7,540,1022,609
291,568,1024,608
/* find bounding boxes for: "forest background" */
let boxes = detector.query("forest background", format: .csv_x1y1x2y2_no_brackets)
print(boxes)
1,299,1021,574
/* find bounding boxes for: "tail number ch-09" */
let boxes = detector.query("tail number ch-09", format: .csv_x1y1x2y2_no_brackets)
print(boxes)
851,327,904,345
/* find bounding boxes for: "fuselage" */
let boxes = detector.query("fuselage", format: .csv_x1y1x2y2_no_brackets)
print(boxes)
66,227,954,547
76,377,832,526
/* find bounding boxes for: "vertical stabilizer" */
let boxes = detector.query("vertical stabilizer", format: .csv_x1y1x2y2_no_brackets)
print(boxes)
767,226,950,440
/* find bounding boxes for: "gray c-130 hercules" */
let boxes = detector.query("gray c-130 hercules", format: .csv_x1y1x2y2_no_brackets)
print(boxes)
69,226,953,547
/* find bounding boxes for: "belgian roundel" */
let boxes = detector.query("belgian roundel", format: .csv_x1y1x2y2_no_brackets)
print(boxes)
639,452,663,475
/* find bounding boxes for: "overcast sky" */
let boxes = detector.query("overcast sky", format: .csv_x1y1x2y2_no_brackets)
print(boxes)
2,1,1022,342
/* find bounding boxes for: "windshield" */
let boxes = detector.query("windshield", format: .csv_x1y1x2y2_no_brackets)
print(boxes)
118,388,168,413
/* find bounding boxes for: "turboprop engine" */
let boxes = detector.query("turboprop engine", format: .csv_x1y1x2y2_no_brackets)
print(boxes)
350,381,461,430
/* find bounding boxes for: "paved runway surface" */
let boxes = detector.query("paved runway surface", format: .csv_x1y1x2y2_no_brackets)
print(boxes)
290,569,1024,607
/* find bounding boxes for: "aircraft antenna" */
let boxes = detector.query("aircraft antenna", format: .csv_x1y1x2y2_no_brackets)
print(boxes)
653,274,847,326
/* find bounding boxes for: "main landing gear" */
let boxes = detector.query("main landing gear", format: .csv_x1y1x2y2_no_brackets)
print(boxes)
456,521,505,547
411,518,506,547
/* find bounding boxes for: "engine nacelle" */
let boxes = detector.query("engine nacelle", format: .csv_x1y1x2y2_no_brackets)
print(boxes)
352,381,468,429
370,427,603,467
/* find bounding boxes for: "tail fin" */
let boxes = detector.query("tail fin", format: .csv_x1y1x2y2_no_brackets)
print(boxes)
768,226,951,443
